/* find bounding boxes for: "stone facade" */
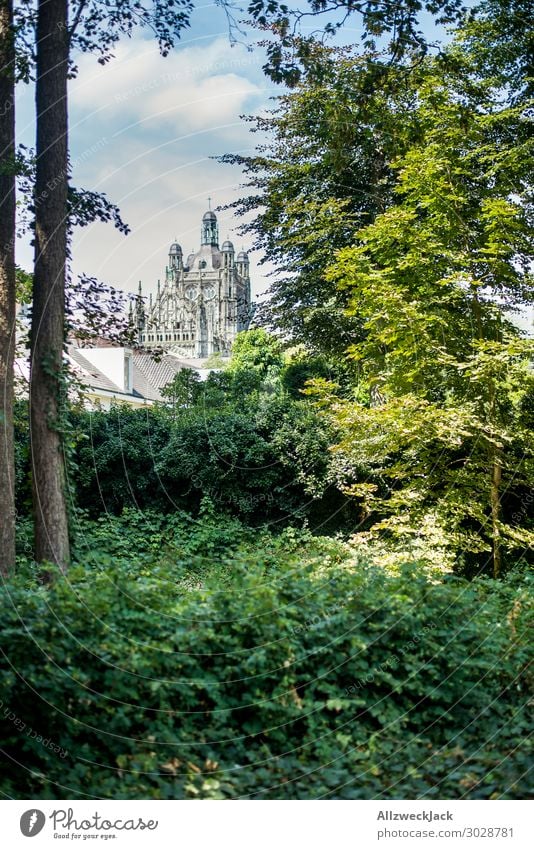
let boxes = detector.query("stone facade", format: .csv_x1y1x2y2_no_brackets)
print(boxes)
132,209,252,358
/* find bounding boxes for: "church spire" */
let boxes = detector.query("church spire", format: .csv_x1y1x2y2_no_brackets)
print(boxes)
201,208,218,247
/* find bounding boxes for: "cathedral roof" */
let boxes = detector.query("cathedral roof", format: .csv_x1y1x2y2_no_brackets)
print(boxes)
185,243,222,271
202,210,217,221
169,242,182,254
221,240,234,251
236,250,249,261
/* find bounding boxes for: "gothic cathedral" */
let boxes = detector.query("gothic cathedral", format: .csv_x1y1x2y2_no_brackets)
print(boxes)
132,208,252,358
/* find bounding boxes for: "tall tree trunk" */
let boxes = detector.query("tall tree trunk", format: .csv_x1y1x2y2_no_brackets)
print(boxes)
472,282,503,577
487,374,502,579
30,0,70,570
490,452,502,579
0,0,16,576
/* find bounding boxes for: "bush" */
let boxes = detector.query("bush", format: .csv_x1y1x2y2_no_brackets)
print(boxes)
71,393,354,528
74,405,172,515
0,516,531,799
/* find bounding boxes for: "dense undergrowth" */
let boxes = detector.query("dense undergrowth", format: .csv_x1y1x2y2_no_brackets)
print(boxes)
1,511,531,799
4,0,534,802
7,337,532,798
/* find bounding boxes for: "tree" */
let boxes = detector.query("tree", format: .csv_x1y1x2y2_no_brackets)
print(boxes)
0,0,16,574
246,0,467,85
30,0,71,570
225,1,532,356
228,329,284,381
29,0,193,570
160,368,202,417
221,48,423,355
320,36,533,575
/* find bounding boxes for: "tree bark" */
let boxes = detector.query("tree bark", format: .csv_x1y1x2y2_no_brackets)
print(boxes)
490,451,502,579
30,0,70,570
487,372,503,579
0,0,16,576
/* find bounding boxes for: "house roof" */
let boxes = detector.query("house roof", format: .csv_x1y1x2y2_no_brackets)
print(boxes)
132,352,182,397
132,352,211,402
17,343,213,406
132,361,164,402
67,347,123,394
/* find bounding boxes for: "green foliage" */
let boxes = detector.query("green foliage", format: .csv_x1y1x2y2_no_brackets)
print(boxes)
73,403,172,515
314,18,534,574
13,400,31,515
228,329,284,381
281,347,332,398
221,50,423,354
1,515,531,799
15,266,32,304
64,346,350,527
159,367,202,414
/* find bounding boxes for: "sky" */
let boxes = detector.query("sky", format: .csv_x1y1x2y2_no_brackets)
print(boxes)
17,1,513,329
13,3,457,306
15,4,291,302
16,2,465,309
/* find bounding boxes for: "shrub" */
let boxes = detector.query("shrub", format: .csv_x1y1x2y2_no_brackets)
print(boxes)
0,517,531,799
71,395,352,528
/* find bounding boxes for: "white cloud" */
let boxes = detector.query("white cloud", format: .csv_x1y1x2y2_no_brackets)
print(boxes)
70,38,265,135
70,149,270,299
18,33,275,302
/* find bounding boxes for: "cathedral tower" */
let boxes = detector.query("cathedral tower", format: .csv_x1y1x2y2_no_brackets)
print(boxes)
134,208,252,358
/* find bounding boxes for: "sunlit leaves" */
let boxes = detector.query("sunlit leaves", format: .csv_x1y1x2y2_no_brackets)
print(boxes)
319,17,534,570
